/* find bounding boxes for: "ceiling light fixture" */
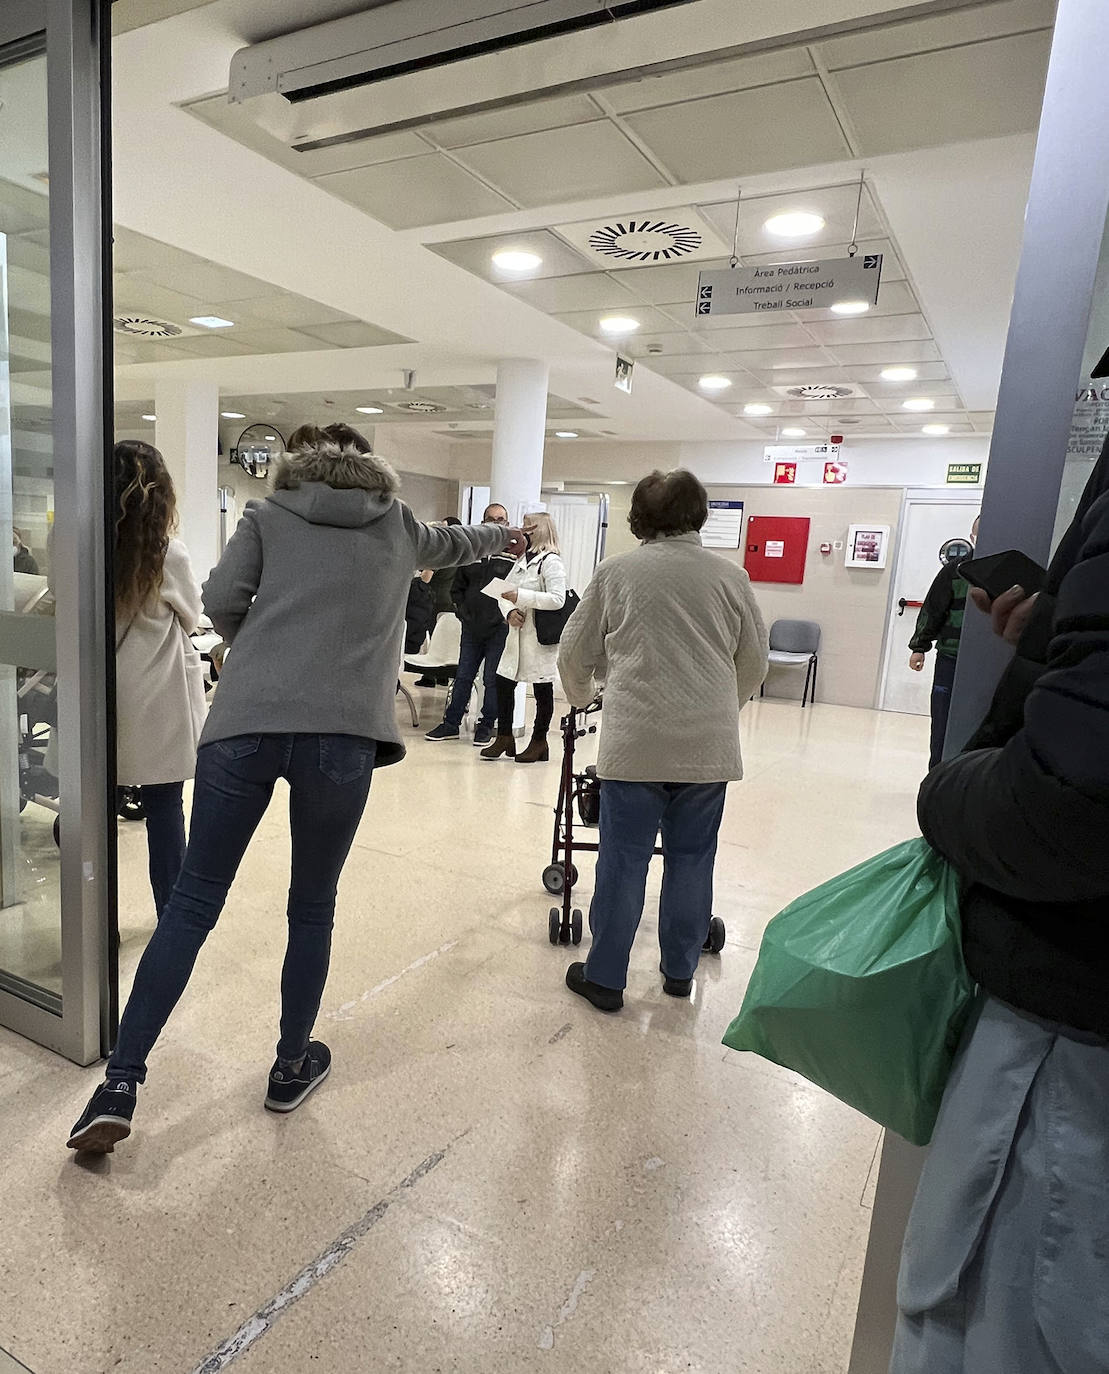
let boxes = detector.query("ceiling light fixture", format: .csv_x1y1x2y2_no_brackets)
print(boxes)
355,405,384,414
492,248,542,273
189,315,235,329
781,427,807,437
880,366,918,382
903,397,935,412
698,374,732,392
264,435,277,441
922,423,951,435
599,315,640,335
141,414,156,422
221,410,246,419
555,430,579,439
830,300,870,316
744,403,773,416
764,211,826,238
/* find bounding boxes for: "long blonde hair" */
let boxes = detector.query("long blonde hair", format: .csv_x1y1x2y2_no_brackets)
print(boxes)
524,511,560,555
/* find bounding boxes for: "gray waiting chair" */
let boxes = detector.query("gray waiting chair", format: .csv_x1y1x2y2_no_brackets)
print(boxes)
760,619,821,708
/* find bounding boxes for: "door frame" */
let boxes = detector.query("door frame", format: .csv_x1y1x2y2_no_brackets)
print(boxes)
0,0,114,1063
876,488,981,713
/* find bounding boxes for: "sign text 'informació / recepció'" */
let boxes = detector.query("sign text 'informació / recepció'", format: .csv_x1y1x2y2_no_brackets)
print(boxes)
697,255,883,317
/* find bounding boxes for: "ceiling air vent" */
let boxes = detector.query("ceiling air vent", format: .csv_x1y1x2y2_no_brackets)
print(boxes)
113,315,184,339
401,400,447,414
786,384,855,401
588,219,703,263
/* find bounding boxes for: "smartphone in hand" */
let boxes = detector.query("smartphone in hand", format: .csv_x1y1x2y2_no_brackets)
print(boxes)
959,550,1046,602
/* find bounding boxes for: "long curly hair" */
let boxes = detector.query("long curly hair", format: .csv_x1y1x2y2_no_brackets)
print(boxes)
114,440,177,617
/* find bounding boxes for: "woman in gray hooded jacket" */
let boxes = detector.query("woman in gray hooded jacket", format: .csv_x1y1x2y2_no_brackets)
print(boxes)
68,424,522,1154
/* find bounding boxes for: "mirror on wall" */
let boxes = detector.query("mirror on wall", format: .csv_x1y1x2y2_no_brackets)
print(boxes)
230,424,285,480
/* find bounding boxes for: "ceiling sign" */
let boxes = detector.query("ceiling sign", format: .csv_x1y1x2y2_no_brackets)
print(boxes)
764,442,841,463
946,462,983,485
614,355,634,394
697,255,883,317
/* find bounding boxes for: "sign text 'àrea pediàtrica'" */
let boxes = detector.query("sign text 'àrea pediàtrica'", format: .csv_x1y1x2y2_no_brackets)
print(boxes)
697,255,883,317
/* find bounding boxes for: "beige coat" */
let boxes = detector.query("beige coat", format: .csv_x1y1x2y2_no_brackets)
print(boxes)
497,550,567,684
558,532,768,783
116,538,206,785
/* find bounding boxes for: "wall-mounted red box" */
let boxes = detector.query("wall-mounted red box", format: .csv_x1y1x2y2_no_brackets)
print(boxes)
744,515,810,584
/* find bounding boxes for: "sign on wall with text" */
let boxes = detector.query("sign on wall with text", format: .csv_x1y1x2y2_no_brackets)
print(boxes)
699,256,882,318
702,500,745,548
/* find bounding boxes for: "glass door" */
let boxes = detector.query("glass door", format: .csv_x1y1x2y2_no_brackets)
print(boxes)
0,0,112,1062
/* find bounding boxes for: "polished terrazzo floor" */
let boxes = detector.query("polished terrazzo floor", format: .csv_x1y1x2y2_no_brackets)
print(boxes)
0,694,929,1374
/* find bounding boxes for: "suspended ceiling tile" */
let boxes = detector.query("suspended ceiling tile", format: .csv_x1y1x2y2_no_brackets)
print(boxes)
8,307,52,345
551,304,682,337
598,47,816,113
830,339,942,365
624,80,850,183
227,326,335,353
692,323,818,351
882,397,963,417
111,226,197,275
778,396,881,415
231,294,355,329
141,259,283,304
832,31,1052,157
817,0,1055,69
700,184,884,258
118,338,205,364
164,334,258,358
848,360,951,385
644,352,746,378
4,235,51,274
867,376,960,400
112,275,206,321
743,361,852,382
891,417,976,433
431,230,589,282
503,273,640,314
0,179,50,233
807,313,932,346
969,412,996,430
6,264,51,314
453,123,667,208
606,258,724,304
626,331,718,356
299,321,414,347
315,155,514,229
424,94,601,148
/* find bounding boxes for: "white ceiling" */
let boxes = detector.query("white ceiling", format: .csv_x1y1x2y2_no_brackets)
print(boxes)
99,0,1055,447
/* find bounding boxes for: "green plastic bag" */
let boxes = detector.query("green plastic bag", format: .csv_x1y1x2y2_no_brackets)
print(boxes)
722,838,975,1146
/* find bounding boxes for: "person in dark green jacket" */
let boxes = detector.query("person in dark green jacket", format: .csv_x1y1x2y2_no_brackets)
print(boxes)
909,517,978,768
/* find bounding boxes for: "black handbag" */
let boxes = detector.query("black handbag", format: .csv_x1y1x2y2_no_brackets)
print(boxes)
534,588,580,645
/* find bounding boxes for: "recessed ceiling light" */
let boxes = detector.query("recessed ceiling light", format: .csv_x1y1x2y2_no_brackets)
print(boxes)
221,410,246,419
492,248,542,273
698,374,732,392
599,315,640,335
880,366,918,382
264,435,277,441
356,406,384,415
903,397,935,412
555,430,579,439
922,423,951,435
141,414,156,422
189,315,235,329
781,427,807,437
744,403,773,416
608,480,631,485
830,300,870,316
764,211,826,238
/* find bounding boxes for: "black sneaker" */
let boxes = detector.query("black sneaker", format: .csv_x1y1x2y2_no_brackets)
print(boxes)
67,1079,137,1153
565,962,623,1013
425,722,460,742
661,965,694,998
264,1041,332,1113
472,725,494,746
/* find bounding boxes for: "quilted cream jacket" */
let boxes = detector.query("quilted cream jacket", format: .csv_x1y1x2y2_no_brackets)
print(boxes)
558,532,768,783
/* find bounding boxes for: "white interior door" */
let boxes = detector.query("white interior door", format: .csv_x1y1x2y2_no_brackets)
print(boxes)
880,496,980,714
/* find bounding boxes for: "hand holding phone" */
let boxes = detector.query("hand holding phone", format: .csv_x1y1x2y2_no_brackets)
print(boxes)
959,549,1046,602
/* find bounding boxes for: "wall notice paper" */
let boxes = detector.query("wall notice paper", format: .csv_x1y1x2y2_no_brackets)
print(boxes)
702,499,745,548
481,576,516,614
765,539,785,558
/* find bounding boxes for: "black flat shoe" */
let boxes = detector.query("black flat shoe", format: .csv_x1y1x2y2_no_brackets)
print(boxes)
264,1041,332,1113
67,1079,137,1154
565,962,623,1012
660,964,693,998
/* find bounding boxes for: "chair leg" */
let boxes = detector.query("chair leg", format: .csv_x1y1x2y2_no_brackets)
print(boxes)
802,658,813,708
398,680,419,727
759,680,765,699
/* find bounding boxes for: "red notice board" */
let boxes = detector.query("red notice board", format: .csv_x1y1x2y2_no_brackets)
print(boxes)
744,515,810,584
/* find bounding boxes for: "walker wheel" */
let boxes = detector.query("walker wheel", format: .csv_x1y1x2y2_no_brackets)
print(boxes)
571,910,583,946
704,916,726,955
548,909,560,945
568,864,579,887
543,863,566,895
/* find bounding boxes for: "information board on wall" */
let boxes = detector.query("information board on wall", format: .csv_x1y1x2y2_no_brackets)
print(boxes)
698,256,882,317
702,500,745,548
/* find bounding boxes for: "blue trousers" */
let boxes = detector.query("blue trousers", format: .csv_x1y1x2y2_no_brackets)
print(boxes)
108,733,375,1082
444,624,508,730
928,653,957,769
141,781,186,920
585,779,727,991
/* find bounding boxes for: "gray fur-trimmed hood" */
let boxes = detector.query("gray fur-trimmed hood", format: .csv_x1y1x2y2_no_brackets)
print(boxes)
268,442,401,529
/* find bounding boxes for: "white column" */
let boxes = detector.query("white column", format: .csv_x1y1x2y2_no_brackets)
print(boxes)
155,379,220,582
490,359,549,523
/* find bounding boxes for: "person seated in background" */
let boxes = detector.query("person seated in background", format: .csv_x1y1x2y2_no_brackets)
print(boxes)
908,516,978,768
891,446,1109,1373
557,469,769,1011
405,568,437,656
12,528,39,575
417,516,463,686
425,502,514,747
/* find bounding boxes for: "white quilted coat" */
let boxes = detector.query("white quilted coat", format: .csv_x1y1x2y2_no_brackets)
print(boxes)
558,532,768,783
497,550,567,684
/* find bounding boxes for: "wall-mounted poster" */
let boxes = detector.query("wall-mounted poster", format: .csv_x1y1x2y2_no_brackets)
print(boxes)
845,524,890,569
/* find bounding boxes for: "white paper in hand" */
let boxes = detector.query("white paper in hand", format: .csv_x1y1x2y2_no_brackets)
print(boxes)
481,576,516,616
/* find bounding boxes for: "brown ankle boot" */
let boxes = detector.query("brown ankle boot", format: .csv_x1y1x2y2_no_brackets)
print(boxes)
515,734,550,764
479,734,516,761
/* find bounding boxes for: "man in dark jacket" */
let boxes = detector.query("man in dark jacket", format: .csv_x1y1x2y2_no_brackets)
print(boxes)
908,518,977,768
891,442,1109,1372
425,503,513,746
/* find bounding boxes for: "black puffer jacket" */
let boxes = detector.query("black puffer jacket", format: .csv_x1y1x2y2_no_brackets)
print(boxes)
918,459,1109,1035
451,554,515,638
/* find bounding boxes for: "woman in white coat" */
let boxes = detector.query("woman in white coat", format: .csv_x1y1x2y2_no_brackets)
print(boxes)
480,511,567,764
113,441,206,919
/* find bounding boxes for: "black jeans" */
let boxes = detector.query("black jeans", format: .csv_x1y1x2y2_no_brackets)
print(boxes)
495,675,554,737
141,781,186,920
444,623,508,729
929,653,958,769
107,733,375,1083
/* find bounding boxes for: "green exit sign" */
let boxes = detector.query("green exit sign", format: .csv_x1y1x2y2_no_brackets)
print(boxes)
946,462,982,485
